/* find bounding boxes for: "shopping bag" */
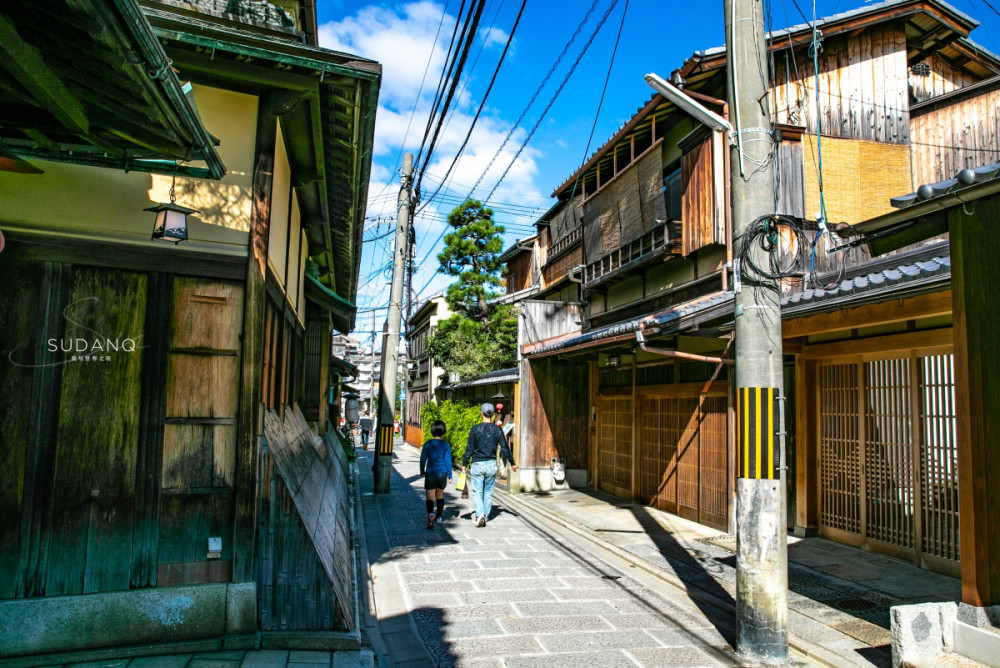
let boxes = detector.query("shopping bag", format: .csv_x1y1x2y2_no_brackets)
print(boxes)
455,471,467,491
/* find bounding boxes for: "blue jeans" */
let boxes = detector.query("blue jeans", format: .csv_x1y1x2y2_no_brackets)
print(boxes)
469,460,497,520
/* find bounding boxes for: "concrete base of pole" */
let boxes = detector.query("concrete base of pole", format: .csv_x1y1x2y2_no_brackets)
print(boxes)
374,455,392,494
736,477,789,664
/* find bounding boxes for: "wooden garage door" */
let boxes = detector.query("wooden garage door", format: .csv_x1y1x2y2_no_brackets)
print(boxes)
818,354,959,575
605,381,730,531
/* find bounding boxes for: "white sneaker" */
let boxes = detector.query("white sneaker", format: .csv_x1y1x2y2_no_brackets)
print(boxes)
436,515,443,524
476,515,486,528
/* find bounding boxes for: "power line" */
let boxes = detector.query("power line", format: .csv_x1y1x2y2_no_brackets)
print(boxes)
415,0,488,198
417,0,528,213
484,0,622,202
466,0,602,198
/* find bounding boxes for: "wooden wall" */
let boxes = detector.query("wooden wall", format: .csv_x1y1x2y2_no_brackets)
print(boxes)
910,80,1000,186
522,358,588,469
771,22,910,144
681,137,715,256
910,53,982,104
541,245,582,288
258,406,354,631
507,251,533,294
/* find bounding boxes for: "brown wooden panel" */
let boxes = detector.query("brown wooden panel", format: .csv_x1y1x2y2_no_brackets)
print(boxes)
170,278,244,350
524,358,588,469
166,354,240,418
919,354,959,563
681,138,714,256
596,395,632,499
46,268,147,595
820,362,862,536
699,396,729,530
676,397,700,521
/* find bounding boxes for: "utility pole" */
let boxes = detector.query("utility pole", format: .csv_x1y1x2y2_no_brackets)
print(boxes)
370,309,376,414
374,153,413,494
402,225,415,442
725,0,788,663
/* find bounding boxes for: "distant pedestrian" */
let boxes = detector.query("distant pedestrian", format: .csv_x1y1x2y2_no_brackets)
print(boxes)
462,403,517,527
420,420,453,529
359,411,372,449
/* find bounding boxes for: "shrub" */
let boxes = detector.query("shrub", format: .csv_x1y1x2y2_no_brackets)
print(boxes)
420,399,481,465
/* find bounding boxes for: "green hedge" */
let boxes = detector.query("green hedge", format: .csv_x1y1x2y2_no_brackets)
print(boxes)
419,399,481,464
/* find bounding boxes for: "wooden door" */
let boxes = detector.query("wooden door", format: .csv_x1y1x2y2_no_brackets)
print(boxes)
158,278,243,584
818,354,959,575
596,394,632,499
634,386,730,530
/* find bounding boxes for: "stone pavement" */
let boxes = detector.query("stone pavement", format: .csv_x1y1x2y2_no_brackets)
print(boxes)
20,649,375,668
508,486,965,668
358,442,745,667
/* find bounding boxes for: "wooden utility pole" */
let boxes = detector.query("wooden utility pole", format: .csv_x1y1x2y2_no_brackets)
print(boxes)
724,0,789,662
374,153,413,494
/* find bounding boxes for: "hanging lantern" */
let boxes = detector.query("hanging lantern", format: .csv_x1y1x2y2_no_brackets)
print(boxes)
146,172,196,243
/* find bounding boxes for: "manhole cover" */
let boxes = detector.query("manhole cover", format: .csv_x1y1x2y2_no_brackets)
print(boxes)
835,597,879,611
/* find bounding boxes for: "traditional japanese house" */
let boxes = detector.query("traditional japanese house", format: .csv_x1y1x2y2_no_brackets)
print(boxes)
0,0,379,657
516,0,1000,578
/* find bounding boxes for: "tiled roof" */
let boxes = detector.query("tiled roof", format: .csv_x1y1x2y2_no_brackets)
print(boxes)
438,367,519,390
890,162,1000,209
781,250,951,313
526,291,734,357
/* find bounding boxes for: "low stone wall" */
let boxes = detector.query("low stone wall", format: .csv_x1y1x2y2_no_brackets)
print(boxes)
0,582,255,659
891,601,1000,667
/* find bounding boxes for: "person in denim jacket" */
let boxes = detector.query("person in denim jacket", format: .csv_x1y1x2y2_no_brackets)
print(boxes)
461,404,517,527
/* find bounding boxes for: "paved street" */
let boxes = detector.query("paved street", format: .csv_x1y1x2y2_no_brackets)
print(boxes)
358,443,740,667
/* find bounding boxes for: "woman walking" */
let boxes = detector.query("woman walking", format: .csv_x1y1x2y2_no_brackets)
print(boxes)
462,403,517,527
419,420,453,529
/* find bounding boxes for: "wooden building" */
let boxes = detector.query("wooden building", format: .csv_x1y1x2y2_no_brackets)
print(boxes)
514,0,999,574
403,294,452,446
0,0,379,657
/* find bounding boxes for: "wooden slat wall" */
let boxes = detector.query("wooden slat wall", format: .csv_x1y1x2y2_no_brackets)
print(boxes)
522,358,588,469
910,83,1000,186
681,139,715,256
507,252,533,293
46,268,147,596
910,53,981,103
776,140,805,219
258,406,353,631
0,260,44,599
771,23,910,144
613,381,730,531
541,245,582,288
597,395,633,499
919,354,959,562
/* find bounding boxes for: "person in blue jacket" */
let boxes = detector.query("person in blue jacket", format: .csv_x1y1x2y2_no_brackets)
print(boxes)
420,420,453,529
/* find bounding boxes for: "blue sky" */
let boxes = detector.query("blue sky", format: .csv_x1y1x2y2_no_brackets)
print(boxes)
315,0,1000,340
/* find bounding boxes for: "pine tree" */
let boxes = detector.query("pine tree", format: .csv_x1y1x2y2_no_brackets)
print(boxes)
436,200,505,321
426,200,517,377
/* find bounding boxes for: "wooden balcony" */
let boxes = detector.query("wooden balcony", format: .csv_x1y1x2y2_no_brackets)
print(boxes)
549,225,582,259
583,220,681,288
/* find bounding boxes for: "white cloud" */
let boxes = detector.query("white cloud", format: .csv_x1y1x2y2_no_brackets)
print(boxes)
321,2,551,312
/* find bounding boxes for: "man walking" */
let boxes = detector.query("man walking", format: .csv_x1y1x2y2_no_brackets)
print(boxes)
462,403,517,527
358,410,372,450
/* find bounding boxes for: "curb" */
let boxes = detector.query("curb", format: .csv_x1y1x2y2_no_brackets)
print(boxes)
498,488,856,668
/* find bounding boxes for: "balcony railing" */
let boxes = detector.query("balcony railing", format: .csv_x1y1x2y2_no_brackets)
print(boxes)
548,225,582,260
583,220,681,288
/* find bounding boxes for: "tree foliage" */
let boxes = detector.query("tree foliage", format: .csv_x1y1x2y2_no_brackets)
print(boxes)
426,200,517,378
419,400,482,463
437,199,505,320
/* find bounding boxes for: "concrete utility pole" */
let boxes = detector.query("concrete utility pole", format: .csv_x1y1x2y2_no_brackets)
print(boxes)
403,225,415,441
374,153,413,494
724,0,789,663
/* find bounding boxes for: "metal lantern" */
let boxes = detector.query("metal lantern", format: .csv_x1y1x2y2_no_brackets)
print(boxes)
147,173,196,243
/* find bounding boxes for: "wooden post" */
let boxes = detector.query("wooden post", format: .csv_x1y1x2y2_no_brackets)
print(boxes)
950,196,1000,606
232,95,277,582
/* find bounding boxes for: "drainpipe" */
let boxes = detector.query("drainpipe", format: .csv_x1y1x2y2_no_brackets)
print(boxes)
634,330,735,365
